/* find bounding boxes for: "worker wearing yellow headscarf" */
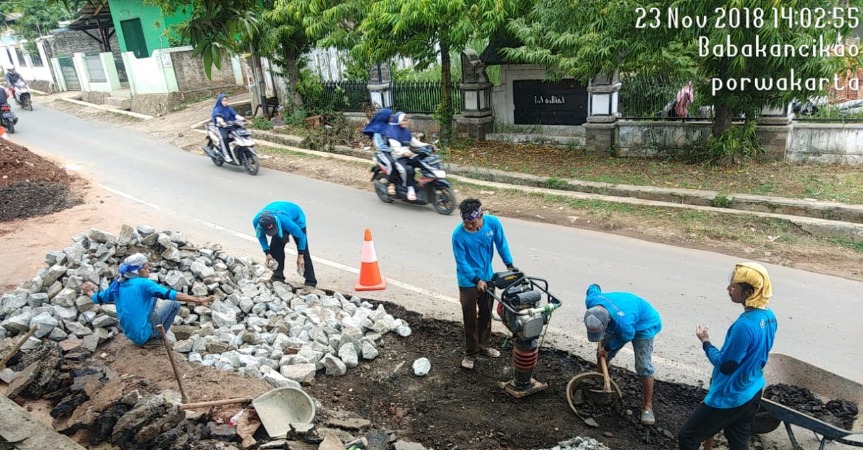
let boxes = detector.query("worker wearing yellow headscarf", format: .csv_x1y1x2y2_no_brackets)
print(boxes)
678,262,778,450
731,262,773,310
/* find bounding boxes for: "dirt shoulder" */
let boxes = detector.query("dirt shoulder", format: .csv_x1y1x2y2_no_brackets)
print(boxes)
36,95,863,283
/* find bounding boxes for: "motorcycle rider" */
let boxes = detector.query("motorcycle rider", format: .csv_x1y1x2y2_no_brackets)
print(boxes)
211,93,238,163
384,111,432,201
5,67,22,96
364,108,404,196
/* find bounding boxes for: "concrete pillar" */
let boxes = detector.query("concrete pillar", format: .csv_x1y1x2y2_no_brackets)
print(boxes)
367,62,393,109
756,103,793,161
455,49,494,139
585,71,621,154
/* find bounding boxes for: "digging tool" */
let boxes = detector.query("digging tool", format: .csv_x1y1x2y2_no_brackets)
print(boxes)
179,398,252,410
0,326,38,372
565,343,623,427
156,325,188,403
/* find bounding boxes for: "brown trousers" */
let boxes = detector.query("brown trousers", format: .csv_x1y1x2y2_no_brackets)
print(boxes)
459,287,495,357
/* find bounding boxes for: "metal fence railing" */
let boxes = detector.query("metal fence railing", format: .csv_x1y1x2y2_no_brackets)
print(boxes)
318,81,369,112
315,80,463,115
619,74,689,119
392,81,462,114
84,54,107,83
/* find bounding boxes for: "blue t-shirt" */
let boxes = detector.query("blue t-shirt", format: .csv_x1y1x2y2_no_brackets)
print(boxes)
704,308,778,408
252,201,308,253
451,214,513,287
92,277,177,345
585,284,662,351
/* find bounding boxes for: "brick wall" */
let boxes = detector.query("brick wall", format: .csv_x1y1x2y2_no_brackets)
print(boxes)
44,31,121,58
171,50,237,91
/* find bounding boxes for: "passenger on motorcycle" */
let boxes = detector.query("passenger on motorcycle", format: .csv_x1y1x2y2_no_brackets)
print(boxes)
363,108,403,196
5,67,22,94
212,93,239,162
384,111,432,201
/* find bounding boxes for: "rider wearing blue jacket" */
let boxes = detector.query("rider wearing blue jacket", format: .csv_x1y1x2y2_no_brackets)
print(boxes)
584,283,662,425
212,93,238,162
253,201,317,287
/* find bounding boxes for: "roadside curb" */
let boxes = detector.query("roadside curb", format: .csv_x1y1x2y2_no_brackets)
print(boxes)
58,97,154,121
247,135,863,243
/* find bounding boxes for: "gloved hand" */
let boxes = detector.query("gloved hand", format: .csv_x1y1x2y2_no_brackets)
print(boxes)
507,265,519,272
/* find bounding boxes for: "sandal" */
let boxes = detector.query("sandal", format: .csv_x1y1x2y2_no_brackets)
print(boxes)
460,356,475,370
480,348,501,358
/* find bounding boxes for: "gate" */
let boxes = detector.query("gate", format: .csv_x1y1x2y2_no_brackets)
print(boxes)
57,57,80,91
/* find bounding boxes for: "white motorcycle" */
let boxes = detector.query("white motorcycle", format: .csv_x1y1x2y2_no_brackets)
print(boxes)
13,80,32,111
202,116,260,175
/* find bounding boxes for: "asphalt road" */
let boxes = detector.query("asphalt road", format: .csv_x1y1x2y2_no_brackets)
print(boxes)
12,104,863,387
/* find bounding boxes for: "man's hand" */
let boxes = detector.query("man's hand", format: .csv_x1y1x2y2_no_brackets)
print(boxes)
296,254,305,276
476,280,488,293
198,295,214,305
696,325,710,343
81,281,96,296
597,345,609,361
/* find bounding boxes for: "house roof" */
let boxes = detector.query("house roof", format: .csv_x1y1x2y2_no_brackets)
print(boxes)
67,0,113,32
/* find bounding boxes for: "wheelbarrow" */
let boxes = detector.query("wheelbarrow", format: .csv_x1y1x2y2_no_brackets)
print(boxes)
752,353,863,450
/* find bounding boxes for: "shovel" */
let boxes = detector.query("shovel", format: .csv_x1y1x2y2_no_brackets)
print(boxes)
566,343,623,427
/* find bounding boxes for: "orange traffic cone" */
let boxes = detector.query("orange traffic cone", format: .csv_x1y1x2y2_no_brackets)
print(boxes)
355,228,386,291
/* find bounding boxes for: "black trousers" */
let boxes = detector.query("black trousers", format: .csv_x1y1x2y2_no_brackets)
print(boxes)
459,287,495,357
269,228,317,287
678,390,762,450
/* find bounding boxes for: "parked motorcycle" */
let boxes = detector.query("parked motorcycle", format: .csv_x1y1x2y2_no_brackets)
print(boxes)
13,80,32,111
0,102,18,134
370,145,457,215
202,116,260,175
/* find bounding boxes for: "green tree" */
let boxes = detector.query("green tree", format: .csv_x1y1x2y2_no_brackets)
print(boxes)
506,0,863,136
0,0,74,54
352,0,518,141
260,0,314,109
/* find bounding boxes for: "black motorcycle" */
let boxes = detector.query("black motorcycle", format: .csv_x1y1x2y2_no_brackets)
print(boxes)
0,103,17,133
370,145,457,215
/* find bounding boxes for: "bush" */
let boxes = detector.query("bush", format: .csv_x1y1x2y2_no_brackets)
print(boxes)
665,121,764,165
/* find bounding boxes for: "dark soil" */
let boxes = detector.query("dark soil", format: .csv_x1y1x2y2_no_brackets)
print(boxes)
764,383,859,431
0,139,81,221
0,180,82,222
305,303,707,450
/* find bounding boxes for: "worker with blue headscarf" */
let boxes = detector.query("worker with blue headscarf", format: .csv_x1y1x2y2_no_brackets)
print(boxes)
212,93,239,162
81,253,213,347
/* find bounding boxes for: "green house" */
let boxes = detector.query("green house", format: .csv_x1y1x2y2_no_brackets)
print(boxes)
108,0,190,58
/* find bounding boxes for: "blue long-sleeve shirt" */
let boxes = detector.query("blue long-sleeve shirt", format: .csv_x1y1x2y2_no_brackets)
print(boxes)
91,277,177,345
585,284,662,352
704,308,777,408
252,202,308,253
452,214,513,288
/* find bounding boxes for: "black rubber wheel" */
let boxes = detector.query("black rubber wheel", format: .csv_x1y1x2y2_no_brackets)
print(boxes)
243,152,259,175
750,408,781,434
433,186,456,215
26,99,32,111
211,156,224,166
6,122,14,134
374,172,394,203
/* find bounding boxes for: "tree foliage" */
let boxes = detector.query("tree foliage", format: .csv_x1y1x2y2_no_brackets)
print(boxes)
506,0,863,135
1,0,74,53
354,0,519,140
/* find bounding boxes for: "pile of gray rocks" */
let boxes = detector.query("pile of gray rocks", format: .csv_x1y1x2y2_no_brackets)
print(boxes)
0,225,412,388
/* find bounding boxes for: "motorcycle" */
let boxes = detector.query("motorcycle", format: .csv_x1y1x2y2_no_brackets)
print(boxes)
13,80,32,111
0,102,17,134
370,145,457,215
202,116,260,175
